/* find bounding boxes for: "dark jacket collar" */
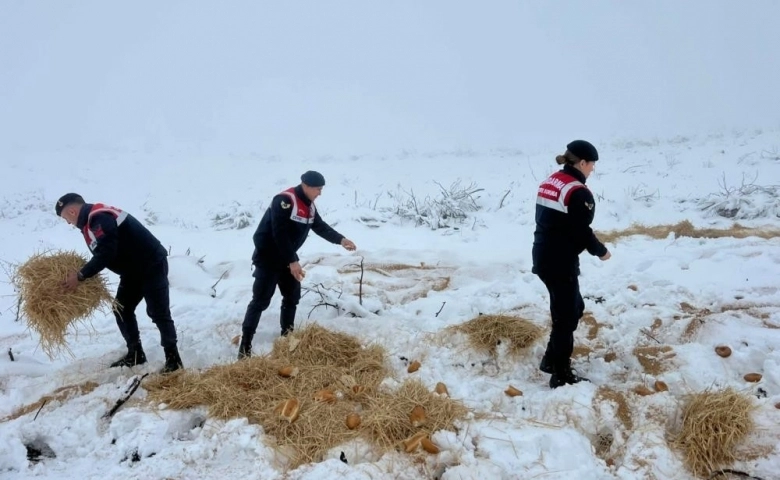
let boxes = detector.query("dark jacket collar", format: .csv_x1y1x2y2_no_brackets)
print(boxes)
294,185,312,206
562,164,587,184
76,203,93,229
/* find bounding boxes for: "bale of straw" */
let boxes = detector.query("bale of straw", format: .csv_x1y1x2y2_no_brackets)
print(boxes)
447,314,544,356
671,388,756,477
11,250,115,358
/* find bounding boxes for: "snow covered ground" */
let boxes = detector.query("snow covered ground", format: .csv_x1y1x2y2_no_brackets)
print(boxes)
1,131,780,479
2,1,780,478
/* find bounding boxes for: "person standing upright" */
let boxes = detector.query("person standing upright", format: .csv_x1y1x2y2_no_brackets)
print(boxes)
239,171,356,359
532,140,611,388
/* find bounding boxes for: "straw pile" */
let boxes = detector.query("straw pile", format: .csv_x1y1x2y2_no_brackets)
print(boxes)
362,378,468,450
671,388,756,477
447,314,544,356
11,250,115,358
144,324,469,468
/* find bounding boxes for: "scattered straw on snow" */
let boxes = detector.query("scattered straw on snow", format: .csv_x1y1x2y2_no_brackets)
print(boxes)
11,250,115,358
143,324,469,468
597,220,780,243
671,388,756,477
446,313,544,357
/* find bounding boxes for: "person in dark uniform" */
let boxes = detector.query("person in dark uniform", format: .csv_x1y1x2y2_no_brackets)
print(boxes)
56,193,183,374
532,140,611,389
239,171,356,359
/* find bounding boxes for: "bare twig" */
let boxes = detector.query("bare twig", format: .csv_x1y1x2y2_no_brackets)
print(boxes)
435,302,446,317
708,469,764,480
7,348,13,362
15,295,21,322
306,283,344,318
103,374,149,419
33,400,47,421
640,328,661,344
498,190,511,209
357,257,364,306
210,271,228,298
371,192,382,210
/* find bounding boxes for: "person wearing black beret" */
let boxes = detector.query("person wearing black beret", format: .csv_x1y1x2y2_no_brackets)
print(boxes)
238,171,357,358
532,140,611,388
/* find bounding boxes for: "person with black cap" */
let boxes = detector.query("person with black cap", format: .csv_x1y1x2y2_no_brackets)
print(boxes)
55,193,184,374
238,170,357,358
532,140,611,389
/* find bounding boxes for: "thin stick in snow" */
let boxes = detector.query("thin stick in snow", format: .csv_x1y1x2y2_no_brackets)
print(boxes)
498,189,511,209
357,256,364,306
210,271,228,298
435,301,446,317
640,328,661,344
33,400,46,421
7,348,13,362
103,374,149,419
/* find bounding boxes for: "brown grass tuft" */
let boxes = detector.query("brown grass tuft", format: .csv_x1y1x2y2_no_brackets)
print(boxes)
671,388,756,477
633,346,676,375
1,381,100,422
11,250,116,358
446,314,544,357
597,221,780,243
144,324,468,469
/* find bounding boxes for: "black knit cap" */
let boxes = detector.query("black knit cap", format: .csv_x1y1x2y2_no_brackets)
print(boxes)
300,170,326,187
55,193,84,216
566,140,599,162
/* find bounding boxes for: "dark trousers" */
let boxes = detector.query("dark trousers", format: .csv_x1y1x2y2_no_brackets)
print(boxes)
538,274,585,373
241,264,301,339
114,258,178,349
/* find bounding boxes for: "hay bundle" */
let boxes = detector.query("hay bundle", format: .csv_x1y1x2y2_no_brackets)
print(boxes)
144,324,469,468
447,314,544,356
671,388,756,477
11,250,115,358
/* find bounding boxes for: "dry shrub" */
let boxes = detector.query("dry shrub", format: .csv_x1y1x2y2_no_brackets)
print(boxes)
633,346,676,375
446,314,544,357
671,388,756,477
362,379,468,450
11,250,115,358
597,220,780,243
1,381,100,422
144,324,468,468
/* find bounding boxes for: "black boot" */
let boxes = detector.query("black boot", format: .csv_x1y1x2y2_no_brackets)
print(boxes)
237,336,252,360
280,305,296,337
549,368,589,389
539,354,554,374
110,343,147,368
161,346,183,374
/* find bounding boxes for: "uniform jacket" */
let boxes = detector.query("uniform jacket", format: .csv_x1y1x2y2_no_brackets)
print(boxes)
77,203,167,279
532,165,607,276
251,185,344,267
